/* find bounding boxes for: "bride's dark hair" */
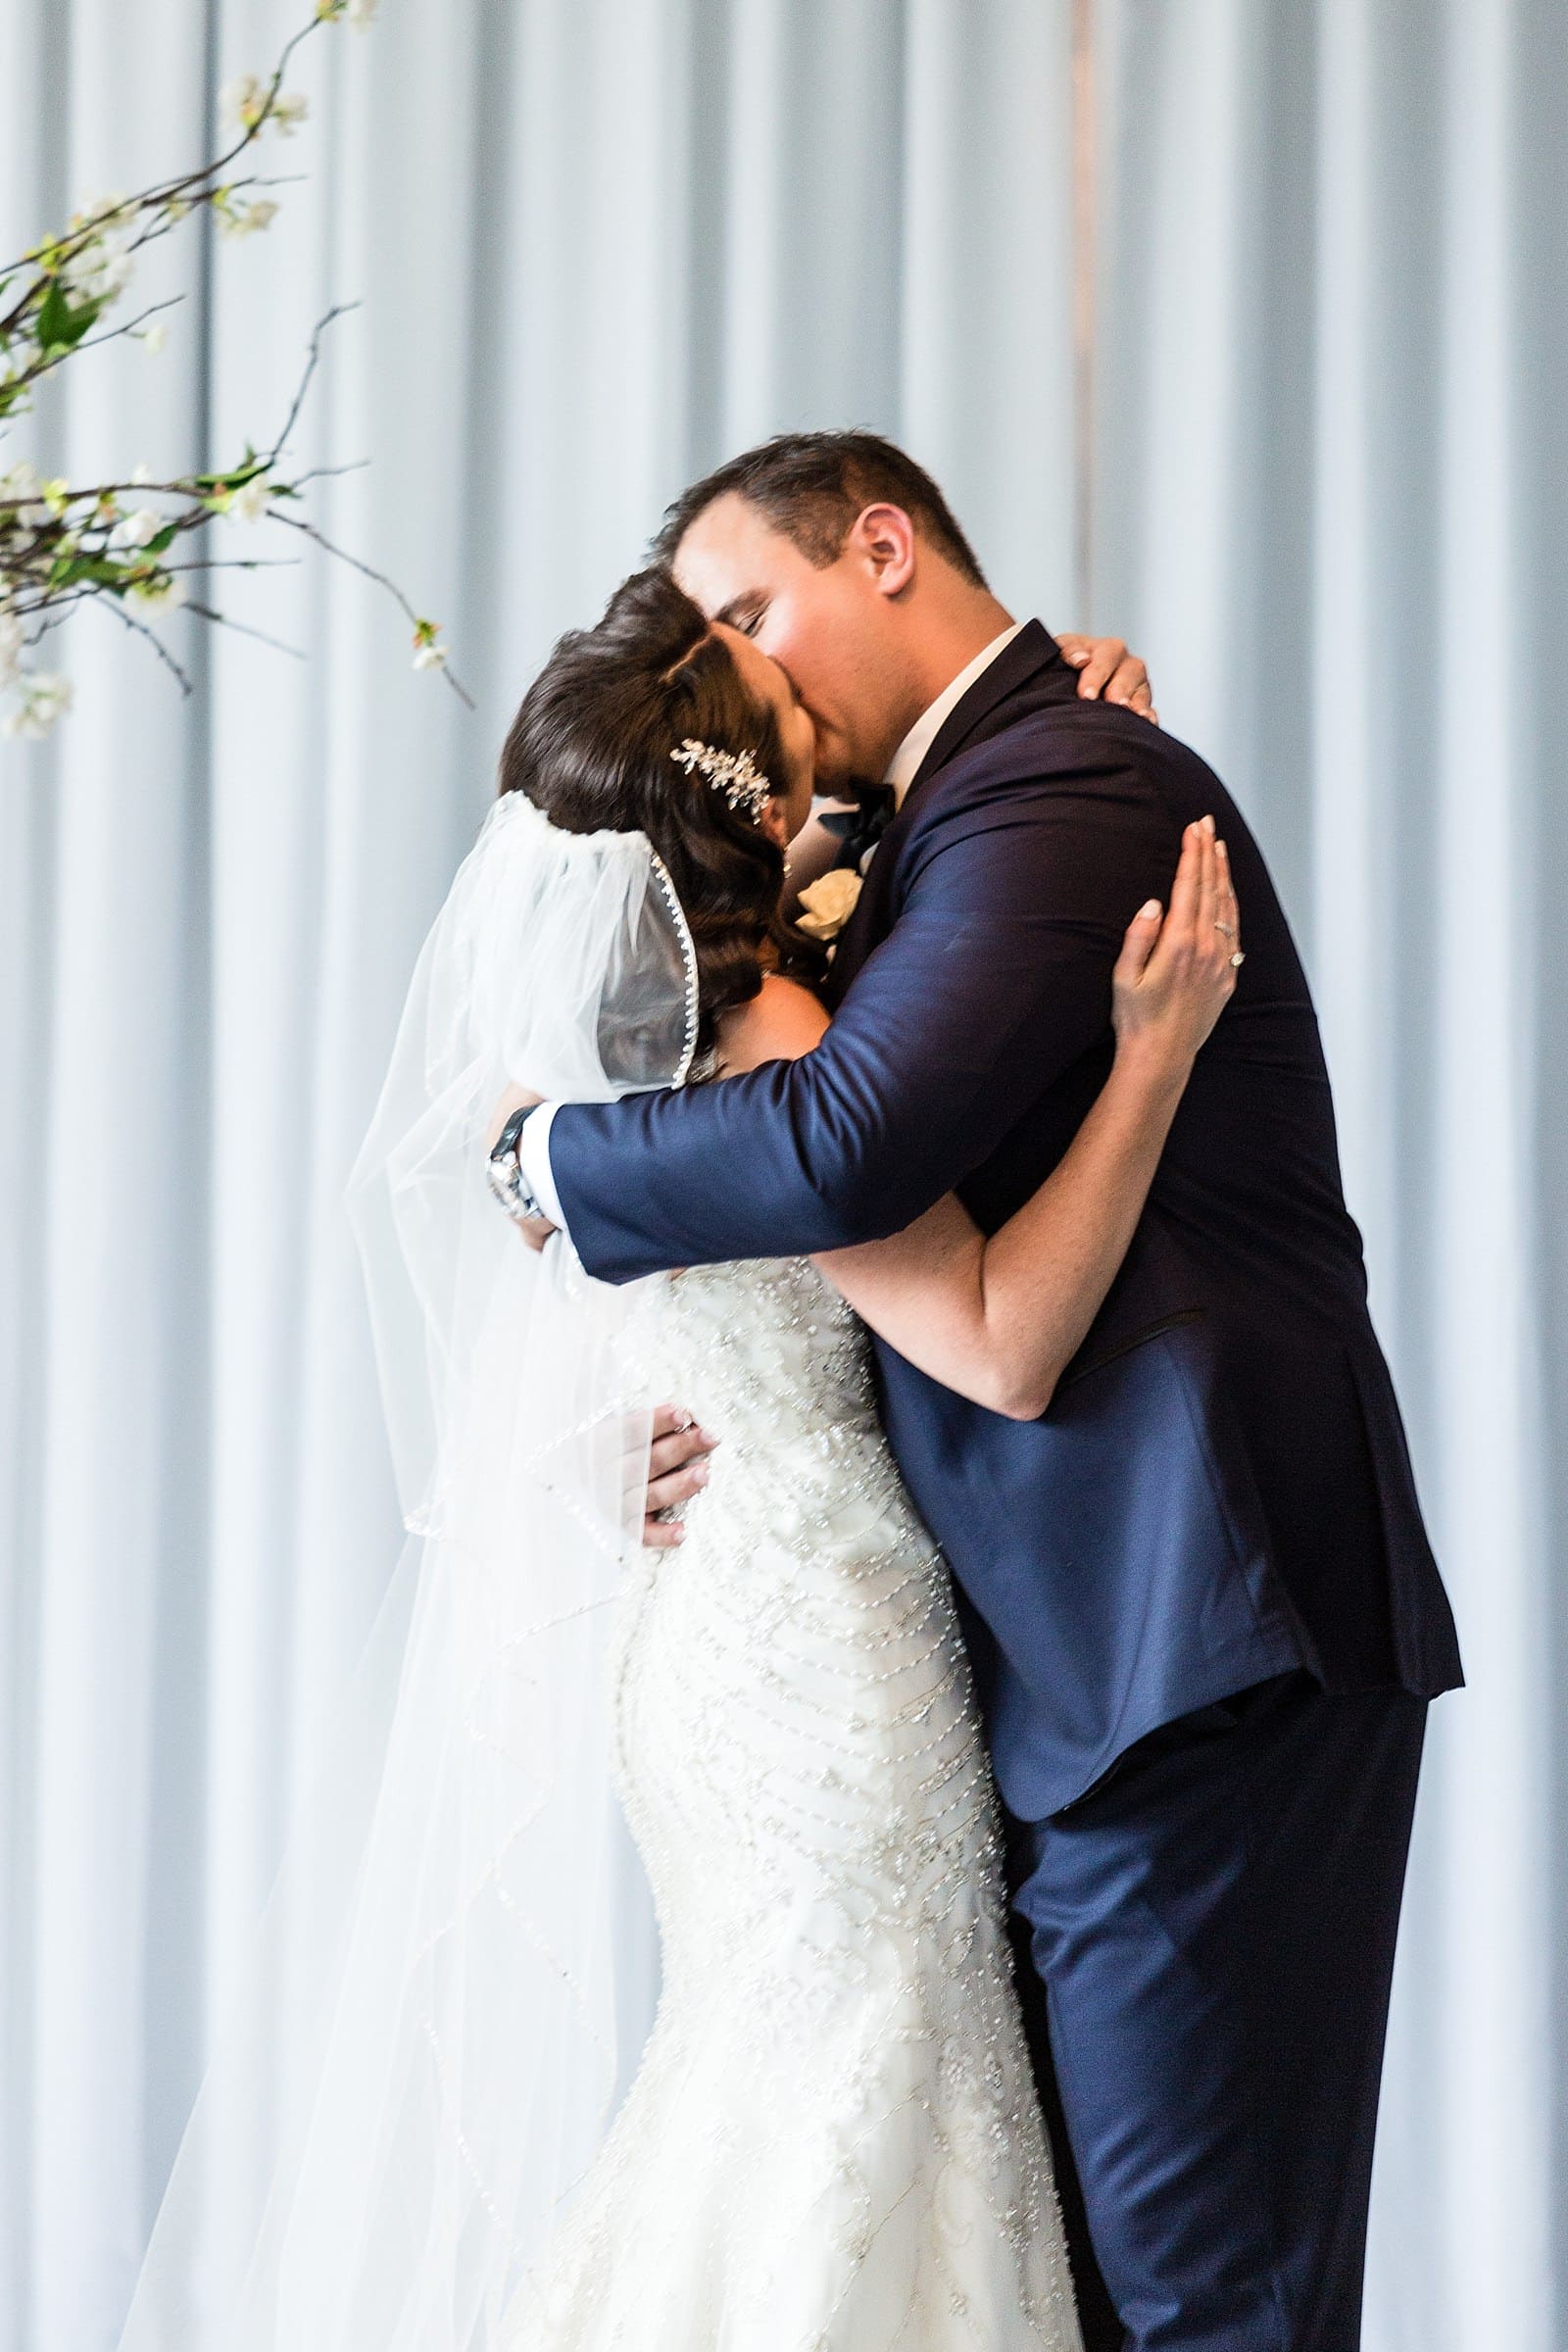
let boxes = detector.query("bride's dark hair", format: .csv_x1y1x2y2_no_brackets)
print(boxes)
498,566,828,1058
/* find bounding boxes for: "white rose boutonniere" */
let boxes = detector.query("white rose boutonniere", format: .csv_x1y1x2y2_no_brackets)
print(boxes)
795,867,863,951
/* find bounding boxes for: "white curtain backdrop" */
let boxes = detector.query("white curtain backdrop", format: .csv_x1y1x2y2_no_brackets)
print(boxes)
0,4,1560,2348
1090,9,1566,2347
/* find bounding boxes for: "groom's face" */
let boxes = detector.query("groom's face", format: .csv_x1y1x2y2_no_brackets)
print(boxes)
672,493,912,792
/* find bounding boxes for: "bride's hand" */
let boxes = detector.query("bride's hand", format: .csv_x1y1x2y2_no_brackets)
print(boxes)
1111,818,1242,1073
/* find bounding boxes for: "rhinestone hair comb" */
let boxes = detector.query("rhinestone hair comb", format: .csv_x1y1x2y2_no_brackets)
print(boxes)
669,737,772,825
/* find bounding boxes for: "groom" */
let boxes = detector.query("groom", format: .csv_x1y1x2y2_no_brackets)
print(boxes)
505,433,1462,2350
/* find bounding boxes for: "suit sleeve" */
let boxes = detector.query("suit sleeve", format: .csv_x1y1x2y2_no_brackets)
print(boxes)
550,769,1177,1282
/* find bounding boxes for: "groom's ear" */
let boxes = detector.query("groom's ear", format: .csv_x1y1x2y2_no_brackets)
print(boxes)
845,503,917,600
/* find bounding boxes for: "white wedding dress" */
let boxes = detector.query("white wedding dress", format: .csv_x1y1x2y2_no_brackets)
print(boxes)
512,1254,1082,2352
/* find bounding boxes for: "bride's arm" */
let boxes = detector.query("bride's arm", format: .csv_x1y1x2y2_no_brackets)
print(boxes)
721,821,1239,1423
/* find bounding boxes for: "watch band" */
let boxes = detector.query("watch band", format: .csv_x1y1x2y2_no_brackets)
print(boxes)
486,1103,545,1223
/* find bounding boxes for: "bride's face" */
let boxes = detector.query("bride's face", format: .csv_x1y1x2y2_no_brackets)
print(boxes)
711,622,817,844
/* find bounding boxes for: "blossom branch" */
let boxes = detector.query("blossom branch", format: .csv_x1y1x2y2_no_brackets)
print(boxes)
0,0,465,740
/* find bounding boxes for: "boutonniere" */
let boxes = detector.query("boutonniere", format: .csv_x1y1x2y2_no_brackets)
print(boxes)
795,867,863,948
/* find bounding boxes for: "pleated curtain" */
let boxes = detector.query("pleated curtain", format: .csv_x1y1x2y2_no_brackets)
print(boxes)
0,5,1561,2348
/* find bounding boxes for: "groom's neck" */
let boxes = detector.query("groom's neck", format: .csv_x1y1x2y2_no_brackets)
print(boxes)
901,581,1016,722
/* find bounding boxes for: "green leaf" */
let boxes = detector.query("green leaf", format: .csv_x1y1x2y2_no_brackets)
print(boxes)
34,281,71,348
35,281,100,354
144,524,178,556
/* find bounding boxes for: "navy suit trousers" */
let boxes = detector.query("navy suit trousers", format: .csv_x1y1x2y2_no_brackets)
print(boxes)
1005,1672,1427,2351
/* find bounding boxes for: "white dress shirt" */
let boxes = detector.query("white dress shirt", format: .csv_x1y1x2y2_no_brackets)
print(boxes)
881,620,1023,806
518,619,1024,1234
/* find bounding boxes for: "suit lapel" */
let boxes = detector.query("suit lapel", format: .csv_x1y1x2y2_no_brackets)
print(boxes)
903,619,1075,809
824,621,1077,1005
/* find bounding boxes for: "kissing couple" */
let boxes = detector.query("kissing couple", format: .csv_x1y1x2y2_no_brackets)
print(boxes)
118,433,1462,2352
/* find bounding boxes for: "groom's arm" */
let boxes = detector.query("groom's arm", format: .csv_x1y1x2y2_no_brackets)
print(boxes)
543,769,1178,1284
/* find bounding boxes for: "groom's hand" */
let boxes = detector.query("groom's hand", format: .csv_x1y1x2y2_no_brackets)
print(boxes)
1056,633,1157,723
642,1403,719,1548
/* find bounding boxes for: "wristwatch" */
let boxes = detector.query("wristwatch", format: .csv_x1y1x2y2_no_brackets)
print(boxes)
486,1103,545,1223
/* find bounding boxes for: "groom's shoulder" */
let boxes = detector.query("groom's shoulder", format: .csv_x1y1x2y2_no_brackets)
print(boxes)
908,693,1223,840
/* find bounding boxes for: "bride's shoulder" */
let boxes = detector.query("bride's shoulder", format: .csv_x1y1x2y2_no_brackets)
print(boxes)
714,974,829,1076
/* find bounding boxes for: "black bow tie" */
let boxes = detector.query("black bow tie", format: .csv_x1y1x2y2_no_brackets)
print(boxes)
819,785,896,875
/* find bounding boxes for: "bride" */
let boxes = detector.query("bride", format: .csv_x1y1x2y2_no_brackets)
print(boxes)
116,572,1238,2352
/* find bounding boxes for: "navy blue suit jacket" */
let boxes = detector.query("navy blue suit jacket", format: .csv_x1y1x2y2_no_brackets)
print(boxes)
548,623,1463,1817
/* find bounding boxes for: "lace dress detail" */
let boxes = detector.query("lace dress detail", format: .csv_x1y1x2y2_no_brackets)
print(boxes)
511,1258,1081,2351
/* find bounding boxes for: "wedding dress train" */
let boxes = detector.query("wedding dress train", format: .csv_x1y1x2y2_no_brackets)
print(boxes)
509,1255,1081,2352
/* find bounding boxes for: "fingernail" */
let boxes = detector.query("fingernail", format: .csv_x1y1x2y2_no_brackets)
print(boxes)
672,1526,685,1544
1216,839,1228,858
1140,899,1162,919
694,1462,710,1487
1202,813,1216,835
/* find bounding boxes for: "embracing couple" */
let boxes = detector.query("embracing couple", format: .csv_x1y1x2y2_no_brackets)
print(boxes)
118,431,1462,2352
478,431,1463,2352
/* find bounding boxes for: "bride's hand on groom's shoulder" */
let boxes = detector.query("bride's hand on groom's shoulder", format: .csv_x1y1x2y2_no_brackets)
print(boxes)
1056,633,1158,724
1111,818,1242,1073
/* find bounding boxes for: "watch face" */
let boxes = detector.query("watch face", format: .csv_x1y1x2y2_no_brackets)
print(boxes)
490,1106,528,1162
485,1110,538,1222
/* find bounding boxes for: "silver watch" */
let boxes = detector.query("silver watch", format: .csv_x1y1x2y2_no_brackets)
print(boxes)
486,1104,544,1223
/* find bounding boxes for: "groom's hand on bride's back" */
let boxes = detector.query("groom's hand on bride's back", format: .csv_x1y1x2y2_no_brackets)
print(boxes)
641,1404,720,1549
1055,633,1158,724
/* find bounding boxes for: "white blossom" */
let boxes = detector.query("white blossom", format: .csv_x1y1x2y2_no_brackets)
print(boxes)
128,572,189,612
60,194,135,306
228,473,272,524
220,73,266,130
111,507,163,550
218,197,279,240
413,637,449,673
0,612,24,689
1,462,53,531
346,0,379,25
139,318,168,355
220,73,308,137
129,462,153,486
4,672,74,740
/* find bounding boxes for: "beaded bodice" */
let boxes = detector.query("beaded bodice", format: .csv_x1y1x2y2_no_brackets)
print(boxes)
518,1256,1081,2350
627,1253,892,1535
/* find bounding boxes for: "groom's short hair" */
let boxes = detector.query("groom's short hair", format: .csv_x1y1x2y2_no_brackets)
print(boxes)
653,430,989,590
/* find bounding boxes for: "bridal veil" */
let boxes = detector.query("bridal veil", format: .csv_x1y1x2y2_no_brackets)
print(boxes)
116,792,697,2350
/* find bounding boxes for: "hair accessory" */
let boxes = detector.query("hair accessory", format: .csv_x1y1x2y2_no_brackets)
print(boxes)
670,737,772,825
